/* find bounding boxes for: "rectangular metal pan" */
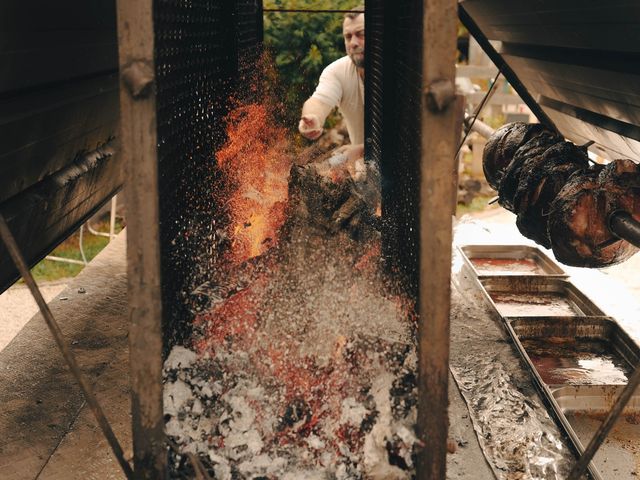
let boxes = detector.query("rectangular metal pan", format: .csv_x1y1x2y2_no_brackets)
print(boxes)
552,384,640,479
459,244,566,277
479,276,605,318
561,407,640,479
551,385,640,415
508,316,639,387
505,316,640,480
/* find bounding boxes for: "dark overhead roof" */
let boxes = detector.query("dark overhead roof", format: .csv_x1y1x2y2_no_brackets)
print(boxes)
460,0,640,162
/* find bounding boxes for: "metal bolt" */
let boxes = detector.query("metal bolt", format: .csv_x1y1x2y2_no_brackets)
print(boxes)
121,61,155,99
425,79,456,113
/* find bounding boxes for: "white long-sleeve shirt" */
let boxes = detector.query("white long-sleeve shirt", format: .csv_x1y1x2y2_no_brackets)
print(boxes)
310,56,364,145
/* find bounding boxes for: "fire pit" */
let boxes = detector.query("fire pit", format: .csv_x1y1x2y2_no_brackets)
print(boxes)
162,91,420,478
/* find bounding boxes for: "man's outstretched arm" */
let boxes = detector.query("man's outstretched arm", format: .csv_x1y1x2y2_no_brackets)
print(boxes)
298,97,334,140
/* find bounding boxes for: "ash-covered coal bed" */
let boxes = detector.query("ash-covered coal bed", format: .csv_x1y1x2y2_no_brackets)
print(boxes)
163,66,419,479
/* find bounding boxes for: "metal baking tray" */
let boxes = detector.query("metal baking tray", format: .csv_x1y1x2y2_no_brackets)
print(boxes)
508,316,639,387
558,393,640,480
479,276,605,318
551,383,640,480
505,316,640,480
551,385,640,415
459,244,566,277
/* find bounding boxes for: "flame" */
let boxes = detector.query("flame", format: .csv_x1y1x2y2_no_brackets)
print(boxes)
217,103,291,262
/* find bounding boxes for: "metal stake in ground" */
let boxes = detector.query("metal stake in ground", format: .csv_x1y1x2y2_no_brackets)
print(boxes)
567,364,640,480
0,214,134,479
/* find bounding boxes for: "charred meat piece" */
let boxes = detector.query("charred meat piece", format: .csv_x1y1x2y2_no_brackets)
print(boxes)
498,131,561,212
482,122,559,190
548,160,640,267
513,141,590,247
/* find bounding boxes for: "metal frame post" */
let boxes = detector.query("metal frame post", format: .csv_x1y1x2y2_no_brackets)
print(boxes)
116,0,167,478
417,0,459,478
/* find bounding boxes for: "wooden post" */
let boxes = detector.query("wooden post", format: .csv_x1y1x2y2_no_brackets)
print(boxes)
116,1,167,478
417,0,458,478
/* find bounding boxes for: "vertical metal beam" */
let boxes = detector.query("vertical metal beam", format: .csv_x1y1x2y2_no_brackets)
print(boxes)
116,0,167,478
417,0,458,478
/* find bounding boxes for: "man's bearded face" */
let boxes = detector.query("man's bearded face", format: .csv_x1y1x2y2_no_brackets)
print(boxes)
343,14,365,68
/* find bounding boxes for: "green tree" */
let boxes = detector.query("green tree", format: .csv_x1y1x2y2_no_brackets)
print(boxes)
263,0,358,130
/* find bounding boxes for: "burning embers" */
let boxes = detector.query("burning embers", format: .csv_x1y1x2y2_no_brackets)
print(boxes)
483,122,640,267
164,244,419,479
165,92,415,477
216,102,292,262
164,337,417,479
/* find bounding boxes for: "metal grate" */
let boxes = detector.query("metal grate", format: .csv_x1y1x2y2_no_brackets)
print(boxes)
366,0,423,292
153,0,263,348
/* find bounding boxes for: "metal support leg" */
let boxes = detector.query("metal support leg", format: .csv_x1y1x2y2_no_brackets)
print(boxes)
87,194,119,240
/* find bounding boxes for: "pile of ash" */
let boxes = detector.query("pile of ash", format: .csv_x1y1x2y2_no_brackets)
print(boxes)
164,142,420,479
164,334,417,479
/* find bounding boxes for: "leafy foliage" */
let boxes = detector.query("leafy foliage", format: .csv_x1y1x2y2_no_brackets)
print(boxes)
263,0,358,129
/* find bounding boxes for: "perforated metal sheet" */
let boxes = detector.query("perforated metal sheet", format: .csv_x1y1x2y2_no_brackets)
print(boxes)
153,0,262,347
366,0,423,291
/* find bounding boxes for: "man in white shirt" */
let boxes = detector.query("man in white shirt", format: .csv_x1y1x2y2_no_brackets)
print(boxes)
297,6,379,218
298,6,365,147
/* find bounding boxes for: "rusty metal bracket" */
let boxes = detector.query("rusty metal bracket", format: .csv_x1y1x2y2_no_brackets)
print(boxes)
0,214,134,479
121,61,155,99
425,79,456,113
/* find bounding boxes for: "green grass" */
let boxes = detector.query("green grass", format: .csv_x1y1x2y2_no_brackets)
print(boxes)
29,219,124,282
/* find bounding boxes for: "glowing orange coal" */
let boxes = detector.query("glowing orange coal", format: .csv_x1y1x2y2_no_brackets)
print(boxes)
216,102,292,262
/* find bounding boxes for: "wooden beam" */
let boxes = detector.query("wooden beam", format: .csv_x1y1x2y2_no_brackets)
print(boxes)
116,0,167,478
417,0,459,478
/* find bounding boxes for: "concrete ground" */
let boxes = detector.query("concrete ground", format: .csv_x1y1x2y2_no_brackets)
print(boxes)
0,233,130,480
0,282,67,351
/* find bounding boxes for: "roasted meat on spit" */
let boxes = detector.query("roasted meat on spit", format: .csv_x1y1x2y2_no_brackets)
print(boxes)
497,130,562,213
482,122,560,190
513,141,590,248
549,159,640,267
483,122,640,267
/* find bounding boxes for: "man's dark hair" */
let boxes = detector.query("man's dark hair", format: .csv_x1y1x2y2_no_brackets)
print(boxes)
345,4,365,19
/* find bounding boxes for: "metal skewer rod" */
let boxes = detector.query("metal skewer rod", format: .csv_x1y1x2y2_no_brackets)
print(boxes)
0,214,134,479
567,364,640,480
609,211,640,248
463,113,495,141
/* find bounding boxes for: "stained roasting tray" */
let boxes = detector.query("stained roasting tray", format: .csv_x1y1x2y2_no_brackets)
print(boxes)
503,316,640,480
458,244,566,278
479,276,605,318
551,385,640,415
508,316,640,385
461,258,639,479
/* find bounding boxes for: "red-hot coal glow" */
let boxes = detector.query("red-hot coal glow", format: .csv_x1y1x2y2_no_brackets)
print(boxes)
216,103,292,263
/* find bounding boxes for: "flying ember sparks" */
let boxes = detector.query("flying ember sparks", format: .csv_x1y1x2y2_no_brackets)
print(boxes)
216,102,292,263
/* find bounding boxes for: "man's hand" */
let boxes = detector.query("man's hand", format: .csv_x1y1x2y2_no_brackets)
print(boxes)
298,114,323,140
332,144,364,163
316,144,366,183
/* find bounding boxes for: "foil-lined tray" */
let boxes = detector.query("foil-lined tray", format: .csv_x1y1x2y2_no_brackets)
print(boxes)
458,244,640,479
